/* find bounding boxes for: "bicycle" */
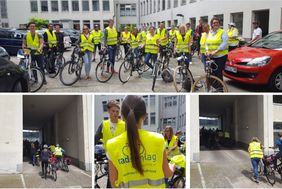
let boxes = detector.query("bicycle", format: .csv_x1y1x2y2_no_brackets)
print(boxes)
59,45,84,86
167,154,186,188
173,53,194,92
118,45,149,83
17,48,45,92
191,57,228,92
95,46,114,83
95,145,108,188
47,155,57,182
115,43,123,62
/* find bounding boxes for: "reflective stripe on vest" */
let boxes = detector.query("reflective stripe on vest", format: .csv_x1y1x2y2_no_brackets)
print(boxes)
102,119,125,150
91,30,103,44
119,178,165,188
106,129,165,188
26,32,41,55
157,29,168,46
249,142,263,159
121,32,131,44
227,28,239,46
45,30,57,48
145,34,159,54
80,34,94,52
130,33,141,49
176,32,191,53
106,27,118,45
206,28,228,57
200,32,207,53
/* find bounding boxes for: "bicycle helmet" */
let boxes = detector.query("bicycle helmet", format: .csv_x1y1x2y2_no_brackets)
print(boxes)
0,46,10,60
43,144,48,148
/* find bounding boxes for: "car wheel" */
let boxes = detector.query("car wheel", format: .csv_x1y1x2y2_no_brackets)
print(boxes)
269,68,282,92
12,81,23,92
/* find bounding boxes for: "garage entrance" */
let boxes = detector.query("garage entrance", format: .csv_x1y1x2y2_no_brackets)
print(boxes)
252,9,269,37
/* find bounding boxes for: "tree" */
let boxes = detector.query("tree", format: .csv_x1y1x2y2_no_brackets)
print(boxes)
29,17,49,29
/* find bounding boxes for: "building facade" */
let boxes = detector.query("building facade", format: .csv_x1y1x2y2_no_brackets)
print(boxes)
139,0,282,38
0,0,9,27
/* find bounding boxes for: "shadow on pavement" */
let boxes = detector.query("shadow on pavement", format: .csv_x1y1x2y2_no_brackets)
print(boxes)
241,169,271,186
225,80,270,92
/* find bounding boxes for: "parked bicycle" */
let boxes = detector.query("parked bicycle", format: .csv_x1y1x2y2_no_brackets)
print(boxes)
59,45,84,86
191,57,228,92
118,45,149,83
173,53,194,92
95,46,114,83
95,145,108,188
17,48,44,92
167,154,186,188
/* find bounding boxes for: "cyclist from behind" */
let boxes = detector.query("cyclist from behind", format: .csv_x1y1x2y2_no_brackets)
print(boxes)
22,22,46,84
54,144,65,163
41,144,51,179
248,137,263,183
43,23,57,73
272,132,282,169
143,26,159,70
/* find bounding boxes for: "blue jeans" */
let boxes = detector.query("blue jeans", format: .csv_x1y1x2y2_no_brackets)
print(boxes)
251,158,260,179
201,53,206,66
144,53,157,69
108,45,117,67
83,51,92,76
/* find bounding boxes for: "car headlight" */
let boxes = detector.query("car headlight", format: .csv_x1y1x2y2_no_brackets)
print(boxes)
246,56,271,67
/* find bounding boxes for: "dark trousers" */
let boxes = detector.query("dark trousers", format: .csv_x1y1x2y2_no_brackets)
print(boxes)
31,54,46,82
229,45,238,52
123,43,130,55
41,161,48,178
211,55,228,81
144,53,157,69
108,45,117,67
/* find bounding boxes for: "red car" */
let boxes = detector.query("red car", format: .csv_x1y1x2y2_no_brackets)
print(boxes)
224,30,282,91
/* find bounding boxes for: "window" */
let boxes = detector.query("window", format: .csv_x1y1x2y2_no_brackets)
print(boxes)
231,12,243,35
102,101,107,112
0,0,7,18
173,0,178,8
157,0,160,12
214,14,224,28
73,20,80,30
151,113,156,125
82,0,89,11
120,4,136,16
189,0,197,3
149,0,152,14
83,20,90,28
41,0,48,12
181,0,186,5
62,1,69,11
153,0,156,13
274,96,282,104
150,95,155,107
93,0,99,11
51,1,58,12
103,0,110,11
72,0,79,11
30,0,38,12
167,0,171,9
162,0,165,10
93,20,100,28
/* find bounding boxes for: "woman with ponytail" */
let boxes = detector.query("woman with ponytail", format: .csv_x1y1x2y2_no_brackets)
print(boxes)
106,95,176,188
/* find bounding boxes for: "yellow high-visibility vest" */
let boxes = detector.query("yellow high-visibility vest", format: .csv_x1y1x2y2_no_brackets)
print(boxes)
206,28,228,57
200,32,207,54
54,147,62,156
102,119,125,150
169,30,177,42
130,33,141,49
26,31,41,55
121,31,131,44
248,141,263,159
145,33,159,54
227,28,239,46
165,135,180,160
80,34,94,52
175,32,191,53
45,30,57,48
106,27,118,45
91,30,103,44
157,28,168,46
107,129,165,188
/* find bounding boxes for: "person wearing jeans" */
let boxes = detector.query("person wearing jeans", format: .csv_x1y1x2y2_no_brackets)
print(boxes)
248,137,263,183
144,26,159,69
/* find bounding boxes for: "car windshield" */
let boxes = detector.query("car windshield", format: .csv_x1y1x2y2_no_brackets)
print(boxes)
251,32,282,50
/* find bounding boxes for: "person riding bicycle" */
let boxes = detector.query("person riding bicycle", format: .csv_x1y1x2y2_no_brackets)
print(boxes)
143,26,159,70
164,126,181,161
41,144,51,179
120,27,131,56
248,137,263,183
107,95,176,188
174,24,192,66
22,22,47,84
43,23,57,74
157,22,169,60
271,132,282,169
95,100,125,188
54,144,65,163
104,19,118,73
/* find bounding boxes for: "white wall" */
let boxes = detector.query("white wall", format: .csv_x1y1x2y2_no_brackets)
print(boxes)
0,95,22,173
190,95,200,162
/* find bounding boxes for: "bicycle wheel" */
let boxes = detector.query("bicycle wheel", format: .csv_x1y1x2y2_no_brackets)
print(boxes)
29,67,44,92
49,55,65,78
59,60,82,86
119,60,133,83
173,66,193,92
191,75,228,93
95,61,113,83
52,167,57,182
265,165,276,186
152,64,159,91
62,163,69,172
172,176,185,188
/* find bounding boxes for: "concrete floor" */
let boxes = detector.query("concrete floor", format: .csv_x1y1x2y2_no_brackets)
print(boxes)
191,148,282,188
10,48,270,93
0,162,92,188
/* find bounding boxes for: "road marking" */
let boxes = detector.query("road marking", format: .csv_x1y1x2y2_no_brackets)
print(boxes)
80,171,92,178
224,176,235,188
20,174,26,189
197,163,206,188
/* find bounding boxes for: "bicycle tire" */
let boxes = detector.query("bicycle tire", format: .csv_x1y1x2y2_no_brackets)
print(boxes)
191,75,228,93
29,67,44,93
152,64,159,91
59,60,82,86
52,168,57,182
265,165,276,186
119,60,132,83
173,66,193,92
172,176,185,188
49,56,65,78
95,61,113,83
63,163,69,172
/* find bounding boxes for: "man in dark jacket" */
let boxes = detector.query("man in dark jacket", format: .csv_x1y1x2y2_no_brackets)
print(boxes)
41,144,51,179
54,24,65,53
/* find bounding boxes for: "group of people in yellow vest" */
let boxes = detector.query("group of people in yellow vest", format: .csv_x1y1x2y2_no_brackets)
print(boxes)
95,96,185,188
